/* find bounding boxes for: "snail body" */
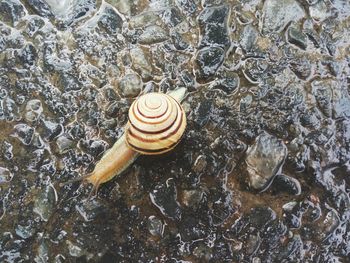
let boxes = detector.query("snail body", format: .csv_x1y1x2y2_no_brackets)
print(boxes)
73,88,187,193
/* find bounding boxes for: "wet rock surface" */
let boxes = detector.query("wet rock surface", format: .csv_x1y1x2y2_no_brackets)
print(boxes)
0,0,349,262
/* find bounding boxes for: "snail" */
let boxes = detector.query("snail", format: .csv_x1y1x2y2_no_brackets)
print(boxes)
65,88,187,195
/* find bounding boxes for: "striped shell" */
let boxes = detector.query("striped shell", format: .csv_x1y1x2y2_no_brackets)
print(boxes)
125,92,186,155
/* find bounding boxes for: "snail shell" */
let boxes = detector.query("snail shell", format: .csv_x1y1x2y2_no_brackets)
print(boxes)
125,92,186,155
70,88,187,191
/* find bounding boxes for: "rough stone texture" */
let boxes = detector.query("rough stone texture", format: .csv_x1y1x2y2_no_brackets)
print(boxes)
0,0,349,262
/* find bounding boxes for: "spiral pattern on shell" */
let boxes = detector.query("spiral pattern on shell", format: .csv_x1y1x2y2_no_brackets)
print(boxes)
125,92,186,155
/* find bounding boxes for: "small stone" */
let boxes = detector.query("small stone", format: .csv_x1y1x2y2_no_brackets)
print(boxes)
192,155,207,174
309,1,331,22
240,25,259,52
289,58,312,80
246,132,287,191
194,99,212,127
119,73,142,97
176,0,196,16
75,199,106,222
161,7,183,27
260,0,305,34
41,119,63,141
98,5,123,34
27,0,53,18
195,47,225,82
271,174,301,195
130,47,153,80
15,222,35,239
0,0,25,26
66,240,83,257
59,73,81,92
11,124,35,145
1,140,13,160
198,5,230,48
56,135,74,154
147,216,164,236
0,167,13,183
129,11,160,29
287,26,308,50
33,185,56,222
138,25,168,45
210,72,239,94
20,43,38,67
249,207,277,229
182,189,206,209
150,178,182,221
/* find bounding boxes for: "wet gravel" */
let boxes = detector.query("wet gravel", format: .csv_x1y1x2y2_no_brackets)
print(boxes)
0,0,350,262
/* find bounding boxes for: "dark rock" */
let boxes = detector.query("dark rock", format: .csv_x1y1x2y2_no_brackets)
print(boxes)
20,44,38,67
270,174,301,195
81,139,108,157
98,5,123,34
1,140,13,160
198,5,230,48
27,0,53,18
193,99,212,127
260,0,305,34
161,7,183,27
147,216,163,237
289,58,312,80
210,71,239,94
275,234,303,260
176,0,196,16
59,73,81,92
246,132,287,191
171,32,190,50
75,199,107,222
11,124,35,145
209,187,234,226
24,17,45,37
41,119,63,141
287,26,308,50
0,0,25,26
178,70,195,91
150,178,182,221
195,47,225,82
249,207,277,229
179,214,208,241
243,58,269,84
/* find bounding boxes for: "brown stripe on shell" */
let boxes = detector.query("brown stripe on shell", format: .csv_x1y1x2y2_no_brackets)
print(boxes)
130,95,174,126
136,95,169,119
128,110,183,142
125,92,186,155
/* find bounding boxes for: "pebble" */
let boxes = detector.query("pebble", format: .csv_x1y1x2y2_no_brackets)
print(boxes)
11,123,35,145
195,46,225,82
246,132,287,191
260,0,305,34
138,25,168,45
147,215,164,237
149,178,182,221
119,73,142,98
130,47,153,80
287,25,308,50
198,5,230,48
